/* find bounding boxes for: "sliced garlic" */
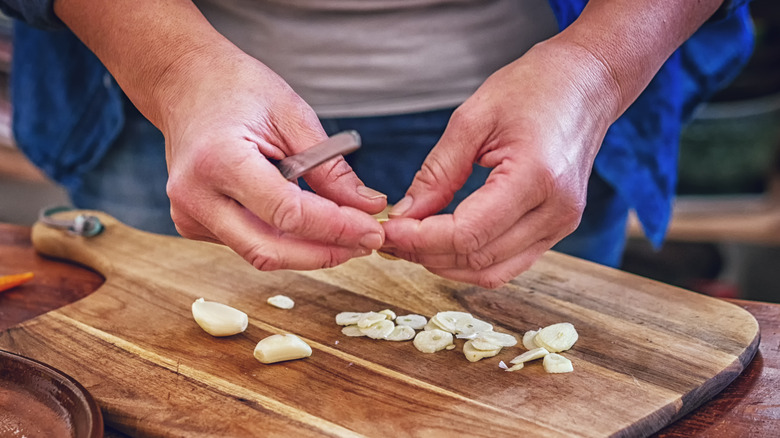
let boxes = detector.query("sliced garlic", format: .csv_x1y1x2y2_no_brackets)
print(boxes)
543,353,573,373
336,312,365,326
534,323,578,353
386,325,416,341
413,329,454,353
191,298,248,337
469,337,503,352
423,319,447,332
253,334,312,364
509,347,550,364
473,331,517,348
395,314,428,330
378,309,397,320
463,340,501,362
431,311,472,333
522,329,540,350
357,312,388,328
266,295,294,309
506,363,525,372
359,319,395,339
341,325,365,337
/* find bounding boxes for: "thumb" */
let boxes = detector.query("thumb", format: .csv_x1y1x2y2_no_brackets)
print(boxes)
389,113,484,219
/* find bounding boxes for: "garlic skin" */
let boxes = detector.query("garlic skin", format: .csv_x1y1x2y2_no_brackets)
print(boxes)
191,298,248,337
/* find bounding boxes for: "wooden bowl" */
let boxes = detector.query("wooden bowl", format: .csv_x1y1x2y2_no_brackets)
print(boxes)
0,349,103,438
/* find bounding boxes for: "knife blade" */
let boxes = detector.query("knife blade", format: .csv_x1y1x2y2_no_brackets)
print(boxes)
276,130,362,181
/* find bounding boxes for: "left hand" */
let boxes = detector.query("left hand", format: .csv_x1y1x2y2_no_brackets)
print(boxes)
380,39,621,288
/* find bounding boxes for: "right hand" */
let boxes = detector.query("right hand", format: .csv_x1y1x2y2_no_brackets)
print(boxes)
158,49,387,271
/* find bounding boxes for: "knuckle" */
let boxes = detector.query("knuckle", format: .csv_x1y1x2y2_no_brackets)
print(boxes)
247,247,282,271
452,221,487,254
269,196,306,233
465,250,495,271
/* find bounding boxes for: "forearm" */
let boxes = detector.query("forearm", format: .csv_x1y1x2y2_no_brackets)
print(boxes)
52,0,240,131
551,0,724,122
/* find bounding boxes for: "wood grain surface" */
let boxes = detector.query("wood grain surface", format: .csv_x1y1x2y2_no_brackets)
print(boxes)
0,213,761,437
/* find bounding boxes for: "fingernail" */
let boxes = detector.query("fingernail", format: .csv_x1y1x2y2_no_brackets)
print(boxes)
388,196,413,218
359,232,383,250
357,185,387,200
353,248,372,258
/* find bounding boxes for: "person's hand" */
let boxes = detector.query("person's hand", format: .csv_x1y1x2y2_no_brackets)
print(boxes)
380,39,622,288
160,49,388,270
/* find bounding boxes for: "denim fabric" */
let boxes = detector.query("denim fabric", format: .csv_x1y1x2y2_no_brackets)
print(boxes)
2,0,754,261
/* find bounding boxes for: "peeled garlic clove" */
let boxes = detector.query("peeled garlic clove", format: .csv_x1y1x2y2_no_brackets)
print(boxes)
413,329,454,353
522,329,540,350
509,347,550,364
535,323,578,353
473,331,517,348
386,325,416,341
357,312,387,328
336,312,365,326
396,314,427,330
191,298,248,337
463,340,501,362
543,353,573,373
266,295,295,309
254,334,312,364
341,325,365,337
359,319,395,339
378,309,397,320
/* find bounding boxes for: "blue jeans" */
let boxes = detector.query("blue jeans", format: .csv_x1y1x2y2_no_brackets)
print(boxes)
71,102,628,268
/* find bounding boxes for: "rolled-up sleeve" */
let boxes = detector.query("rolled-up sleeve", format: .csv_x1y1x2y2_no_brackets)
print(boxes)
0,0,63,29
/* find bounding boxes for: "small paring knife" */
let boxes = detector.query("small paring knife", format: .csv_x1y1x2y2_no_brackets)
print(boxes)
276,130,361,181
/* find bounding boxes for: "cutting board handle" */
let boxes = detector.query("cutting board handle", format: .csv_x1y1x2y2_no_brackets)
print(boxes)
31,210,136,277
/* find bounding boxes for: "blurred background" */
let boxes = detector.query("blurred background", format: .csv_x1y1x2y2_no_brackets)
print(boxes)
0,2,778,303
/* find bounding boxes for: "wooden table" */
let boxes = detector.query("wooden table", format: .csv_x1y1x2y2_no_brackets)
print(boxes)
1,223,778,437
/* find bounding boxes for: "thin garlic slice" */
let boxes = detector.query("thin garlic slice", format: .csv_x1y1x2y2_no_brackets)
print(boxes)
463,340,501,362
413,329,454,353
253,334,312,364
469,337,503,352
266,295,294,309
473,331,517,348
341,325,365,337
357,312,388,328
359,319,395,339
386,325,416,341
509,347,550,364
378,309,397,320
506,363,525,372
522,329,540,350
543,353,573,373
336,312,366,326
534,323,578,353
191,298,248,337
396,314,427,330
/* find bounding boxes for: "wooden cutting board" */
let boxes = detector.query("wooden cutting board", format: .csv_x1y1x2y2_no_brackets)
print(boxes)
0,212,760,437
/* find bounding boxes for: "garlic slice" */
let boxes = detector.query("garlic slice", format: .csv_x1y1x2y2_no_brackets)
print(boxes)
266,295,294,309
473,331,517,348
413,329,454,353
509,347,549,364
336,312,366,326
378,309,397,320
191,298,248,337
396,314,428,330
463,340,501,362
543,353,573,373
359,319,395,340
341,325,366,337
357,312,388,328
522,329,540,350
534,323,578,353
386,325,416,341
254,334,312,364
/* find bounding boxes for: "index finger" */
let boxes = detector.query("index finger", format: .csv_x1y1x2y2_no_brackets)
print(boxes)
205,143,385,250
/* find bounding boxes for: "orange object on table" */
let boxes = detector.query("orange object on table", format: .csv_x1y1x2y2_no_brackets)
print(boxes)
0,271,34,293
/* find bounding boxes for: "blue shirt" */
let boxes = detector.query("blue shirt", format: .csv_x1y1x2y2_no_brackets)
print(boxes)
0,0,754,246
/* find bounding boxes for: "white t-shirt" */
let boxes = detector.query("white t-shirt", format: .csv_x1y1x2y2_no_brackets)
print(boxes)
193,0,558,117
